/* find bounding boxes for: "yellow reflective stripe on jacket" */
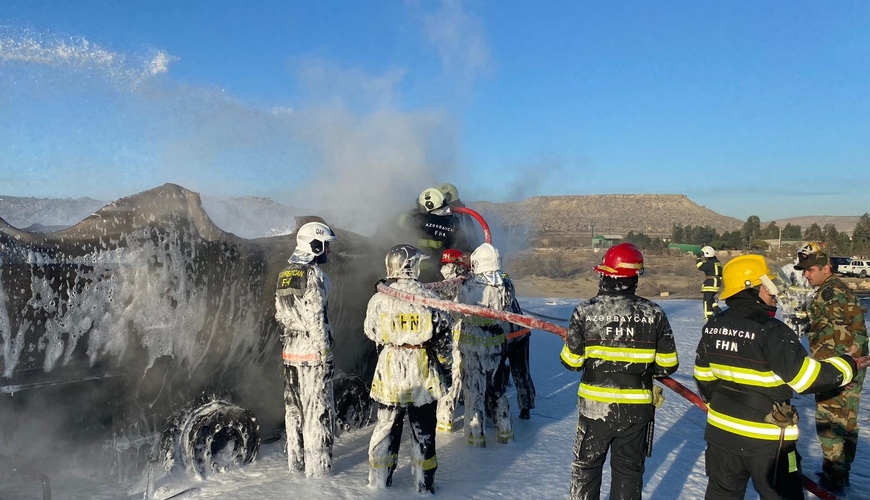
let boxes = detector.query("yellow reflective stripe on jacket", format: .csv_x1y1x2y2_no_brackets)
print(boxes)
417,239,443,249
458,333,505,347
560,345,585,369
655,351,679,368
694,364,717,382
701,284,721,292
585,345,656,363
708,362,785,387
787,357,823,393
578,383,652,404
822,356,855,386
464,315,497,326
707,407,799,441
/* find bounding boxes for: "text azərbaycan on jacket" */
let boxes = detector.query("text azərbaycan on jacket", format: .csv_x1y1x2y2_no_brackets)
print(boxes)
275,262,334,366
364,280,453,406
694,293,856,455
559,292,679,420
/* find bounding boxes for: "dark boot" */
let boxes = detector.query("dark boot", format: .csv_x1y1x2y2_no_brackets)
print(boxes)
519,408,530,420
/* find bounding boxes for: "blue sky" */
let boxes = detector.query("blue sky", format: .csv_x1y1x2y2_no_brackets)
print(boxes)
1,1,868,221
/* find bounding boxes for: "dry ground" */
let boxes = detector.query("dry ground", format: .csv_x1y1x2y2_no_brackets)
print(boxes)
506,248,870,300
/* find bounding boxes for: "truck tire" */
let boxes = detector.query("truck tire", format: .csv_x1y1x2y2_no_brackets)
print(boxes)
861,270,867,278
333,374,372,432
159,400,260,479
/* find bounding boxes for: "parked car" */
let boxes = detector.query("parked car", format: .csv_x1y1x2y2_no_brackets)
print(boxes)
839,258,870,278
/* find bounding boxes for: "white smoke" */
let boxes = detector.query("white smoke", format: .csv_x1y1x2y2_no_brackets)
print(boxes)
0,1,490,235
0,27,177,85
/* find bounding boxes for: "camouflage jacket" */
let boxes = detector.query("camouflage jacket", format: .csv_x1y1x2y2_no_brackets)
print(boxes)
808,275,869,383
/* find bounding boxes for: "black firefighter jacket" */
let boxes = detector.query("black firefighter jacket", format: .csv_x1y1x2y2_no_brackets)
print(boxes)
560,290,679,421
694,291,857,456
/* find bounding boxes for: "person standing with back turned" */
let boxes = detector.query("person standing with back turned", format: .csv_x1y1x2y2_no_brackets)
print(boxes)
364,244,453,494
275,221,338,478
694,254,857,499
560,242,679,500
697,245,723,319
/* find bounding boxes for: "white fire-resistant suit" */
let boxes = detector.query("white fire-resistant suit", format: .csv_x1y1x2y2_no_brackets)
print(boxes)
456,271,513,447
779,261,815,336
275,251,335,478
436,262,467,432
364,279,453,492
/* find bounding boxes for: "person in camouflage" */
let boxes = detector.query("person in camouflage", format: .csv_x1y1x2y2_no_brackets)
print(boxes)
795,243,869,493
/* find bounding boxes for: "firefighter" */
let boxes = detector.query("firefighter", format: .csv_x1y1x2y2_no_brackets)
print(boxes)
697,245,723,319
560,242,679,500
499,272,536,420
779,256,815,337
456,243,513,447
364,244,453,493
397,188,459,282
795,243,868,493
437,182,484,251
436,249,470,432
274,221,338,478
694,254,858,499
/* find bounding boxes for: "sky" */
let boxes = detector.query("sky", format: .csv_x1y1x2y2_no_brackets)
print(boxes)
1,1,869,221
4,297,868,499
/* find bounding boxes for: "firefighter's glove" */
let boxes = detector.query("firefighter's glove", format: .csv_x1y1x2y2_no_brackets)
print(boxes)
764,402,798,428
373,278,396,292
652,386,665,409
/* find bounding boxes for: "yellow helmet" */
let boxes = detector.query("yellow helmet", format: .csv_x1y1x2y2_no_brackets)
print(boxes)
720,254,783,300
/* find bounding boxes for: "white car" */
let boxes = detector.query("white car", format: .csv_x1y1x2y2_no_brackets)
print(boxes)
839,258,870,278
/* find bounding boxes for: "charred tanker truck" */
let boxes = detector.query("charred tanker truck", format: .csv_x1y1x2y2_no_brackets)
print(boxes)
0,184,384,489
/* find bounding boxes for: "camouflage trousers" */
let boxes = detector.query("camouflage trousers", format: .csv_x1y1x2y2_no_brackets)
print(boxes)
815,380,864,483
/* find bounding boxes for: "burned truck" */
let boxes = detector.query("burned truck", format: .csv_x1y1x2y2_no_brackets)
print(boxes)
0,183,382,485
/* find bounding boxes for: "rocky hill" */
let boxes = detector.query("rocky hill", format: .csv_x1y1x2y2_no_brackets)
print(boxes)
3,189,857,243
474,194,744,240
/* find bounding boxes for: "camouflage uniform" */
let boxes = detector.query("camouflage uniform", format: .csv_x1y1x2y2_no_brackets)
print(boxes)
807,275,869,486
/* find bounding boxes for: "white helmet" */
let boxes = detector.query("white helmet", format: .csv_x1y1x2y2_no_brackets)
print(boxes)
702,246,715,258
418,188,446,212
437,183,459,205
385,244,429,279
470,243,501,274
296,222,337,256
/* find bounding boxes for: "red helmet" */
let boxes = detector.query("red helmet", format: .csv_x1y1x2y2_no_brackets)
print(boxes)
441,248,469,267
594,243,644,278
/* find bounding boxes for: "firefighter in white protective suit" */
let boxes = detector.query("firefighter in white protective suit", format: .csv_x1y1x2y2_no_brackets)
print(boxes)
274,221,338,478
457,242,513,447
436,249,471,432
364,244,453,494
779,256,815,336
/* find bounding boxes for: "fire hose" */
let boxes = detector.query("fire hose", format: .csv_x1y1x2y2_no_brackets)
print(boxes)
377,283,863,500
447,206,491,244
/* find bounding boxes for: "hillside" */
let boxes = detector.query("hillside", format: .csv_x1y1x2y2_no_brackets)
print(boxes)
765,215,861,236
1,189,861,242
474,194,744,240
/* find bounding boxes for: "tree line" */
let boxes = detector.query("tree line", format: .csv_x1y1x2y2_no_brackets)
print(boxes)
623,213,870,257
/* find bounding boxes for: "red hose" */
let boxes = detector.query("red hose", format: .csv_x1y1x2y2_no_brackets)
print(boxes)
376,282,566,338
452,206,491,244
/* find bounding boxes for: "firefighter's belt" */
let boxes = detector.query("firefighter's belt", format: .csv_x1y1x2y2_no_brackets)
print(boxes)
394,343,429,349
